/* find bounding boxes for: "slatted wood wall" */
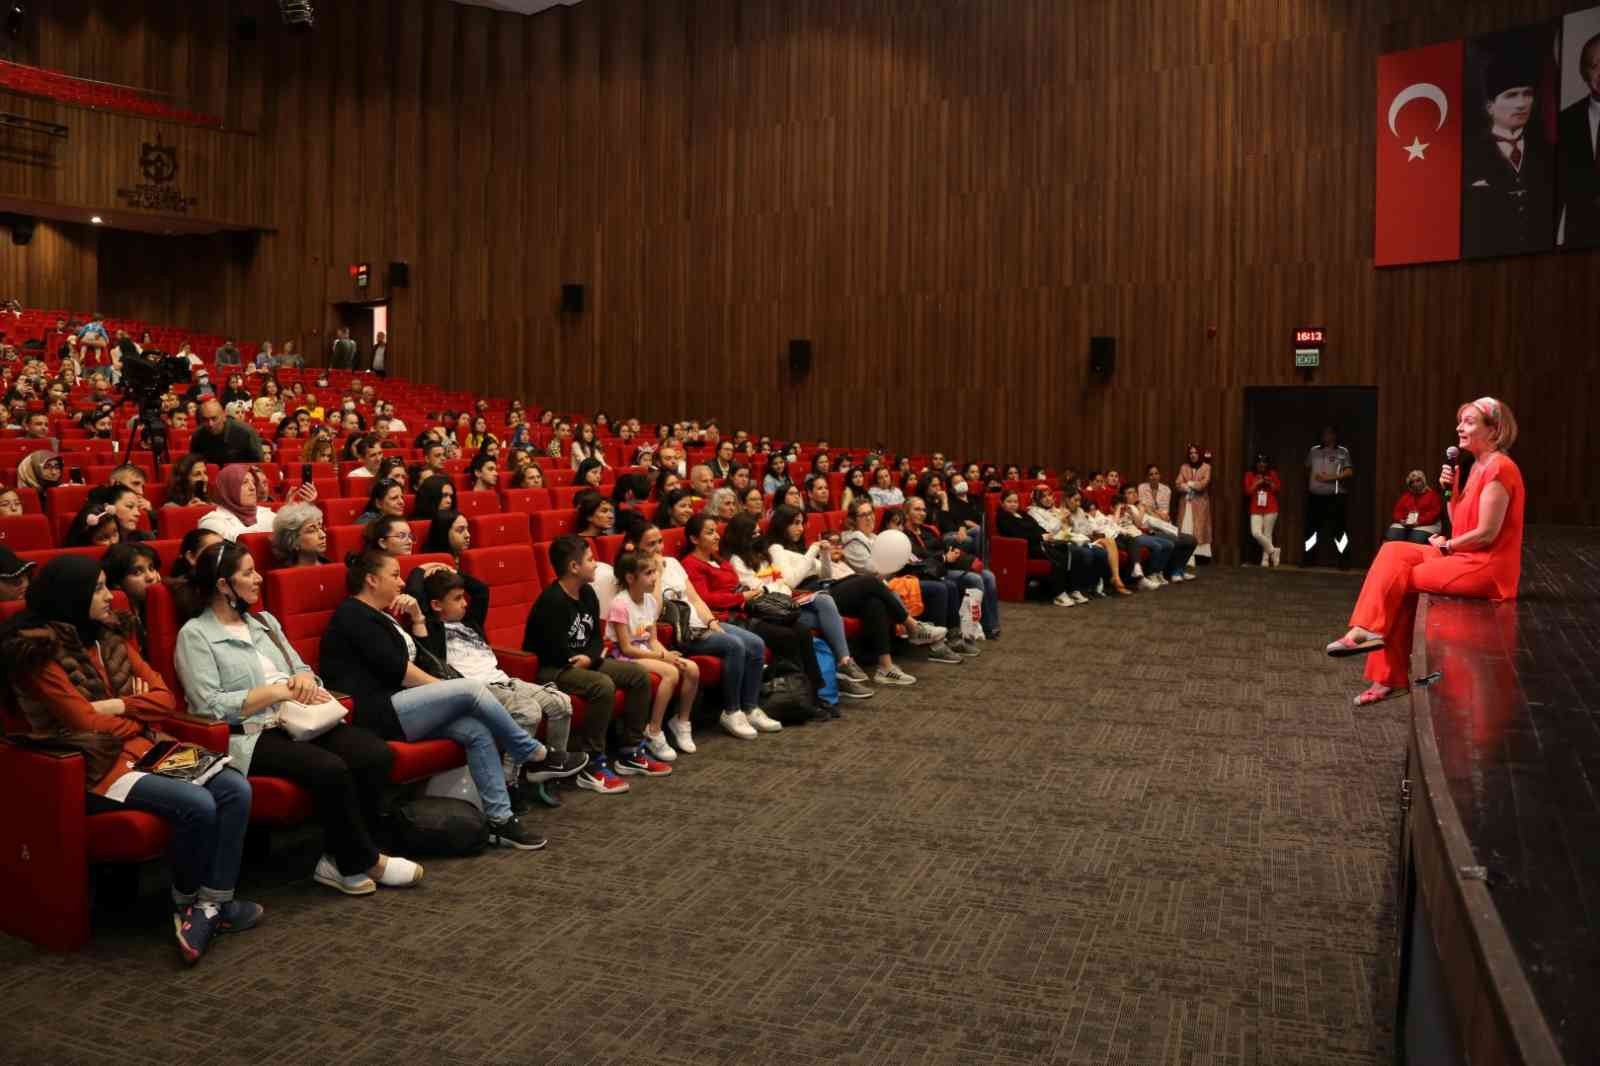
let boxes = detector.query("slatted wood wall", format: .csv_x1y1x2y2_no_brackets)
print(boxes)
14,0,1600,554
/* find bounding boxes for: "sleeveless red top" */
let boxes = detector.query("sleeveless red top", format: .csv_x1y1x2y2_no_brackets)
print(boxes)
1451,451,1524,600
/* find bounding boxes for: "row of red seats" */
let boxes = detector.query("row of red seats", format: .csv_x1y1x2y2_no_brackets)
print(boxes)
0,60,222,127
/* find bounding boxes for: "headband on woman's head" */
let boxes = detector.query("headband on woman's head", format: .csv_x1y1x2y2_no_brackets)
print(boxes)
1473,396,1501,423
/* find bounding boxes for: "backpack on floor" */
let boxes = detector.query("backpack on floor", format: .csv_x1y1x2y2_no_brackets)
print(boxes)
759,657,815,725
391,796,488,857
811,636,839,705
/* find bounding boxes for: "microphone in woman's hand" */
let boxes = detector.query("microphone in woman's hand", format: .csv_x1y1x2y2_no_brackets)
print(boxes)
1444,446,1459,500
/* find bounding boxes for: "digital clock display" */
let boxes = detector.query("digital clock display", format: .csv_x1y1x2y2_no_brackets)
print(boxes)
1294,328,1326,345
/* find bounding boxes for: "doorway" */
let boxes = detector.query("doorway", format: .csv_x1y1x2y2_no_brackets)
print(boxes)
1240,386,1379,569
331,299,387,370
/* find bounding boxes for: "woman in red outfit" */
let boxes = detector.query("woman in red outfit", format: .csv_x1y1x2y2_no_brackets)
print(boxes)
1383,470,1444,544
1327,398,1523,706
1244,455,1282,566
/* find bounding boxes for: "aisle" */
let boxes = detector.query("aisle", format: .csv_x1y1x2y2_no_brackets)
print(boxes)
0,567,1400,1066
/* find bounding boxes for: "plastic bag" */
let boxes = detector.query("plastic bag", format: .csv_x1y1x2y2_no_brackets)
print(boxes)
959,587,984,642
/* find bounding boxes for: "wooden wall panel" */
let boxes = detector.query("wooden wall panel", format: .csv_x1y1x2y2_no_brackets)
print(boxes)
0,220,97,312
19,0,1597,562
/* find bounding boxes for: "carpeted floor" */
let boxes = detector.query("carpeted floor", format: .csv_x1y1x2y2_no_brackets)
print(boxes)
0,566,1403,1066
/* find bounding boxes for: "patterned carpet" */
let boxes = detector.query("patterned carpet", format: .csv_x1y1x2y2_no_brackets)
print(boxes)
0,566,1402,1066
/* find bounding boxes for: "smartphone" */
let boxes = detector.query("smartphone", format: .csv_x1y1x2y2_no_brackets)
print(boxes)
134,739,181,772
301,463,313,484
69,466,83,483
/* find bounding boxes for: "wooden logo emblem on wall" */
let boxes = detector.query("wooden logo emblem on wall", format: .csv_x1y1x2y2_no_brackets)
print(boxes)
117,137,198,213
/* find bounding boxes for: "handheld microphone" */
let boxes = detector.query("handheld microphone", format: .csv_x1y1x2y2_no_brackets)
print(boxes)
1444,446,1460,501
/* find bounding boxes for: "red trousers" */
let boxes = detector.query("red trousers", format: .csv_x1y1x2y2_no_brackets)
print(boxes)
1347,541,1503,687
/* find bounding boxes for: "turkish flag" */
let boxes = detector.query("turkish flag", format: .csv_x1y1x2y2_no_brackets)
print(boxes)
1376,41,1464,266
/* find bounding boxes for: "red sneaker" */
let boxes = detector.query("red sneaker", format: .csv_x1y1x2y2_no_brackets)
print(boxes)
574,755,630,794
613,744,673,777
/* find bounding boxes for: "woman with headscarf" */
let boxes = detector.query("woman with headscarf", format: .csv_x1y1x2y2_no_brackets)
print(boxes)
1174,444,1213,569
0,556,258,964
16,449,63,510
197,465,276,540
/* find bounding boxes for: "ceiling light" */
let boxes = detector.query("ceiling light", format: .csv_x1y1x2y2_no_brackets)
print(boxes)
89,216,102,224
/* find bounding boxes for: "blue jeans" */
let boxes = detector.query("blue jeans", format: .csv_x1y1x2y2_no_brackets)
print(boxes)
683,624,766,712
916,579,950,630
1131,534,1172,576
391,678,542,821
798,592,849,663
110,769,252,903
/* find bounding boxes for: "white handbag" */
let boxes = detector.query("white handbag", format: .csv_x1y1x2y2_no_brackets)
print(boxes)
275,698,345,742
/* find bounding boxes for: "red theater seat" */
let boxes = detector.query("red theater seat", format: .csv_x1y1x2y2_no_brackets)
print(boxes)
460,545,540,647
454,490,500,517
529,510,575,542
0,514,52,550
156,505,213,540
263,564,346,666
467,512,531,548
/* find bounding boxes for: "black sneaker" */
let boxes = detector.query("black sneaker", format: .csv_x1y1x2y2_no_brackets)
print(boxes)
522,750,590,784
508,783,535,816
488,815,547,851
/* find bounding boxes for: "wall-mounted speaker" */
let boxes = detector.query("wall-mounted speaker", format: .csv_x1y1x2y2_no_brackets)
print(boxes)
1089,336,1116,377
235,15,258,41
388,261,409,288
788,338,813,377
561,283,586,314
7,215,34,246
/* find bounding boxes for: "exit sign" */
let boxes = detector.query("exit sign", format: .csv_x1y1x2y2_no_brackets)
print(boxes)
1293,326,1325,368
350,262,370,288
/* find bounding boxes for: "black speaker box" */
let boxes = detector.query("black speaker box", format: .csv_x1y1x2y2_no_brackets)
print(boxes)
561,284,586,313
8,216,34,246
388,261,410,288
788,339,813,377
1090,336,1116,377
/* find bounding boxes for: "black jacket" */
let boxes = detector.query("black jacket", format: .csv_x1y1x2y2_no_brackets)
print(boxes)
996,509,1051,560
319,598,410,739
189,418,264,465
522,581,602,668
1461,128,1554,258
406,568,490,663
1559,98,1600,246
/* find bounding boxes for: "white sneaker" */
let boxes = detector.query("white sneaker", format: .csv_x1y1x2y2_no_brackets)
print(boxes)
667,719,696,754
313,854,376,896
1166,573,1184,583
746,708,784,733
643,728,678,762
1053,592,1076,606
719,710,758,740
874,664,918,686
1071,591,1089,604
1140,576,1160,590
1131,565,1145,579
1154,574,1169,586
1270,548,1282,567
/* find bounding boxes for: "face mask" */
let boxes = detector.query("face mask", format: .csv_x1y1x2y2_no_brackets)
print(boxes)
952,481,968,495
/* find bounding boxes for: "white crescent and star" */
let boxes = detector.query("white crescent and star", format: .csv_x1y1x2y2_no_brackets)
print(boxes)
1387,82,1448,160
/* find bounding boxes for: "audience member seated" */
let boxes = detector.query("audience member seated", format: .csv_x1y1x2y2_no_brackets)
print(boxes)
706,487,738,520
764,503,931,688
320,551,546,850
654,488,696,530
1000,489,1080,606
0,556,258,965
1063,490,1130,594
522,536,661,792
405,511,488,620
604,552,701,763
191,400,264,466
509,461,546,490
1136,466,1199,576
681,515,825,735
16,449,64,509
571,423,608,470
762,454,791,496
576,458,607,493
467,452,498,494
1114,485,1186,588
173,541,423,896
1244,456,1282,566
868,465,904,506
415,569,587,804
1386,469,1443,544
919,473,984,559
801,474,832,514
356,479,407,526
171,528,225,581
103,541,162,648
707,440,737,480
198,465,276,540
904,496,1000,641
0,487,23,517
0,545,35,601
411,475,456,518
739,485,765,519
271,503,329,567
575,490,615,538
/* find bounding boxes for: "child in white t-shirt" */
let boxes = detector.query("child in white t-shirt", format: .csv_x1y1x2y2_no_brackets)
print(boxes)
604,552,699,764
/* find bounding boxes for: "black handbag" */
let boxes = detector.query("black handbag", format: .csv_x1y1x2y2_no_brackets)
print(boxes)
659,594,695,646
758,658,816,725
391,796,488,856
746,591,801,626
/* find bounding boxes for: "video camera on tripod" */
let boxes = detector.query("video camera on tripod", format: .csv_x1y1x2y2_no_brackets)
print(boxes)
118,348,192,463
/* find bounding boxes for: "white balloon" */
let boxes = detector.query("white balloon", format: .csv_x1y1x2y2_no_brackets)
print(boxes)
870,529,913,575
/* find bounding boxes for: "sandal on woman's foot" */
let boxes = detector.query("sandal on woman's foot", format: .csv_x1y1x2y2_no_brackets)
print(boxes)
1353,683,1406,707
1326,628,1383,657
